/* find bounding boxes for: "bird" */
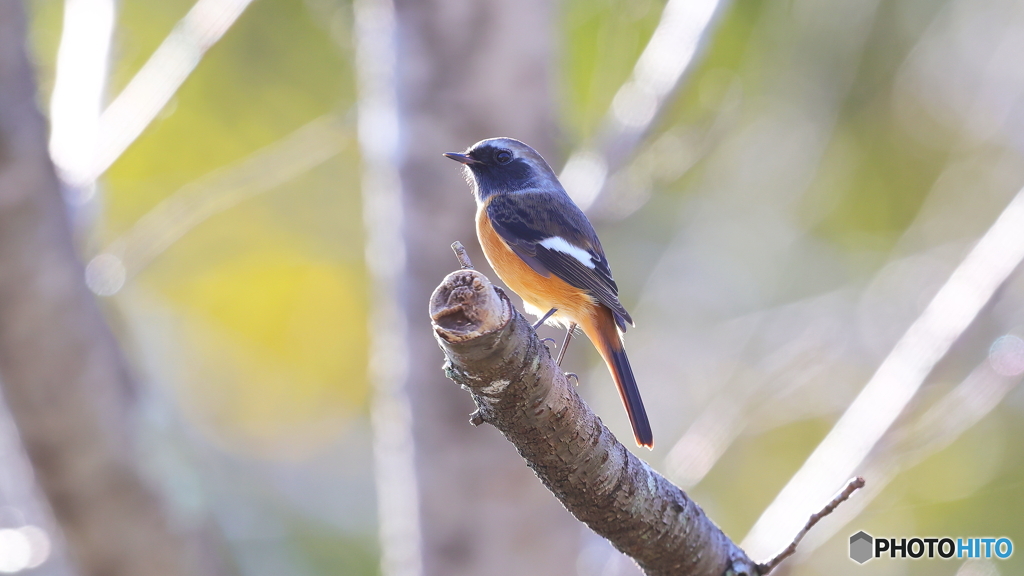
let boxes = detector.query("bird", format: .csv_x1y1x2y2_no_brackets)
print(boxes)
444,137,653,448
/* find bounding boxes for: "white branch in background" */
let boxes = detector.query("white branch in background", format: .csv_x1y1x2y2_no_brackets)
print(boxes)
742,184,1024,560
86,0,254,183
353,1,423,576
791,349,1024,559
48,0,115,204
84,115,347,296
561,0,726,210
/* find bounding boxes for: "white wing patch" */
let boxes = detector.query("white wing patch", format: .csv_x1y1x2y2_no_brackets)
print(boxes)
539,236,597,269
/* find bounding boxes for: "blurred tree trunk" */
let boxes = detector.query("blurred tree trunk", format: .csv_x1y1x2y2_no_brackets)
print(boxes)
392,0,583,574
0,5,219,576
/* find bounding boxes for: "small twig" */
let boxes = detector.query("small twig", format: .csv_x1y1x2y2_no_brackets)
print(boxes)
452,241,474,269
757,477,866,574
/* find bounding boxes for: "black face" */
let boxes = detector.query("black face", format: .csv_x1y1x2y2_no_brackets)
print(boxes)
466,144,536,195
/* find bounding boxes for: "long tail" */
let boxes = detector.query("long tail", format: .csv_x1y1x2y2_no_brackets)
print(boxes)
581,307,653,448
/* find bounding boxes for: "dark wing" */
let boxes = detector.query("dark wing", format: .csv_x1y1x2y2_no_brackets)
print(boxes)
487,192,633,330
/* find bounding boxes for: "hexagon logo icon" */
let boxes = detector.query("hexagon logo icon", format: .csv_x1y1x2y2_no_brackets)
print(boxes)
850,531,873,564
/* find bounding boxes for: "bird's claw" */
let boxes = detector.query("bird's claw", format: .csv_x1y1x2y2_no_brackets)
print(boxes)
564,372,579,385
540,337,557,349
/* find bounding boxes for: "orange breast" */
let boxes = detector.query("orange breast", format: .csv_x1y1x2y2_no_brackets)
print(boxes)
476,204,597,328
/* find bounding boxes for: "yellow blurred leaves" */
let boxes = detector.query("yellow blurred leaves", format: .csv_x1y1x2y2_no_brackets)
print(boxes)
162,247,368,460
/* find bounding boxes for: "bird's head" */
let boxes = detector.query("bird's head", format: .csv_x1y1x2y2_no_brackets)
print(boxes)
444,137,560,199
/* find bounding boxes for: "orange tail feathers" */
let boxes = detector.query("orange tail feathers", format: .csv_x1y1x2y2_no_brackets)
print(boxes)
580,307,653,448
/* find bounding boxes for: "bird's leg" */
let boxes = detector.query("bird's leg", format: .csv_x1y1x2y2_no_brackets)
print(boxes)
532,308,558,330
555,323,576,366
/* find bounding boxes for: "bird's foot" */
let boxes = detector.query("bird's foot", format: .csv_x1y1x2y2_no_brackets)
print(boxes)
564,372,579,385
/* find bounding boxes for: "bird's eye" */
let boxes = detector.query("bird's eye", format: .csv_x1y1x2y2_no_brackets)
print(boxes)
495,149,513,164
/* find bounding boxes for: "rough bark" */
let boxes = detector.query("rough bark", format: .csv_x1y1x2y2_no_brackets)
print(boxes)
393,0,582,574
429,269,761,576
0,6,219,576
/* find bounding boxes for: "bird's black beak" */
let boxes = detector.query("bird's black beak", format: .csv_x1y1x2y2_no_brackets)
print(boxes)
444,152,480,165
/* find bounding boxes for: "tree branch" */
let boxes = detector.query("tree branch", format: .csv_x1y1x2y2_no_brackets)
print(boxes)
451,240,474,270
756,477,865,573
429,268,759,576
429,263,868,574
0,6,222,576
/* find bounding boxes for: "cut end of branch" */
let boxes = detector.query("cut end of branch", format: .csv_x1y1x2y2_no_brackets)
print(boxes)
430,269,510,342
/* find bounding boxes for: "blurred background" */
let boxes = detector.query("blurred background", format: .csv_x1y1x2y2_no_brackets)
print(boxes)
1,0,1023,574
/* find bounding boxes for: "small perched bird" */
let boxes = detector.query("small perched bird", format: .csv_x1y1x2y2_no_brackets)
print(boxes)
444,137,653,448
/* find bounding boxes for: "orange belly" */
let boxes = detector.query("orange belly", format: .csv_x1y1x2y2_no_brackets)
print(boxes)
476,206,597,328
